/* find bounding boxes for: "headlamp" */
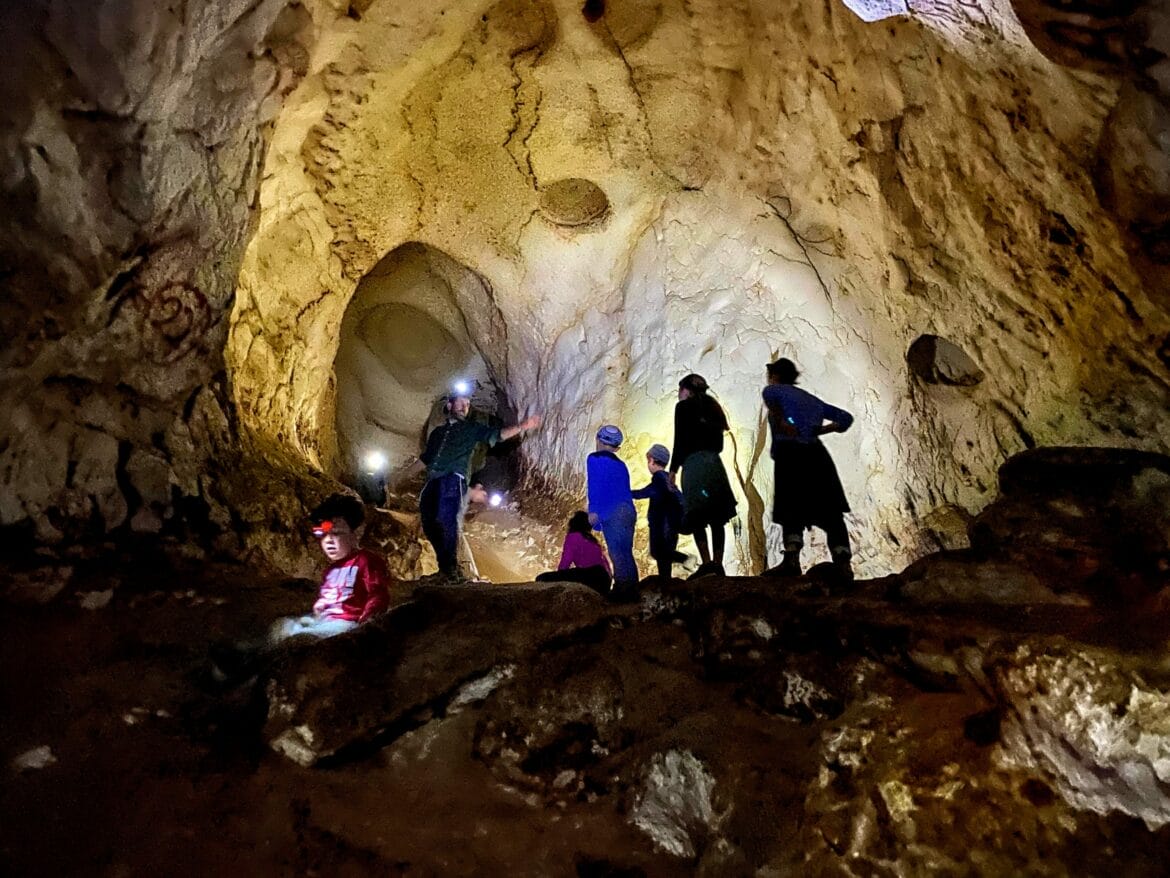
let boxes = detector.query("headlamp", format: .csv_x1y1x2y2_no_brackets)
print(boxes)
489,492,504,508
363,450,388,473
311,519,334,539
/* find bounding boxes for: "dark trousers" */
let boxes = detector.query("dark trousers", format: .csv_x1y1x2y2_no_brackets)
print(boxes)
536,565,612,595
420,473,466,574
650,525,679,581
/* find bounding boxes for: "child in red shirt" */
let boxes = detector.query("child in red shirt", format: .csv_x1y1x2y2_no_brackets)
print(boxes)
268,494,390,643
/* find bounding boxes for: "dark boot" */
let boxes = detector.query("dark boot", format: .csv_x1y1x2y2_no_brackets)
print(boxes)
608,580,640,603
829,548,854,586
764,551,802,577
831,559,854,586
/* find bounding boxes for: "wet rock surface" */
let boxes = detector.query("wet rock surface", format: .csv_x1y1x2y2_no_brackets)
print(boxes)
4,449,1170,874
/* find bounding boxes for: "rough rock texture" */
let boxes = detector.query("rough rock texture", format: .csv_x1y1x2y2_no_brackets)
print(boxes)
0,0,327,559
229,0,1170,578
333,242,509,477
4,449,1170,874
3,0,1170,580
1012,0,1170,296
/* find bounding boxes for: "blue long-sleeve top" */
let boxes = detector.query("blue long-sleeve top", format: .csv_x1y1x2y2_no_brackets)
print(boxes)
762,384,853,454
587,450,634,522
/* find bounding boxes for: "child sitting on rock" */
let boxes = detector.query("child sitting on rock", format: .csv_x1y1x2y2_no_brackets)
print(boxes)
632,444,685,583
587,424,639,601
209,494,390,686
536,511,613,594
269,494,391,643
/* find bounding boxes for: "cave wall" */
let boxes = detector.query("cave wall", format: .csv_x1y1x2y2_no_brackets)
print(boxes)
334,242,505,475
2,0,1168,576
0,0,320,547
230,0,1170,574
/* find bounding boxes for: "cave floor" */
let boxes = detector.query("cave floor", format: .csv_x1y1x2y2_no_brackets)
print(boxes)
3,554,1170,876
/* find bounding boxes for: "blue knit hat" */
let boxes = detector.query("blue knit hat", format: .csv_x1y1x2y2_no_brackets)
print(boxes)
647,444,670,465
596,424,623,448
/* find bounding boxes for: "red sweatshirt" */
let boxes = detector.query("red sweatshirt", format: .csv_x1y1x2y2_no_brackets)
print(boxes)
313,548,391,622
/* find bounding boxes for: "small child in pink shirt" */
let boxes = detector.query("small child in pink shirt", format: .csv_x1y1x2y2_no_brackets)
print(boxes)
536,511,612,594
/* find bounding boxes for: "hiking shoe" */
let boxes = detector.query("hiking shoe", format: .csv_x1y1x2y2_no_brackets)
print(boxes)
764,554,802,578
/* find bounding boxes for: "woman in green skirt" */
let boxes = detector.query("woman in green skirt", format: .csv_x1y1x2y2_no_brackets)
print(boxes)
669,374,737,578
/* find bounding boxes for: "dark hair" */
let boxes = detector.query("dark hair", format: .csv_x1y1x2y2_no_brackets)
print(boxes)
310,494,365,530
766,358,799,384
567,510,599,543
679,373,729,432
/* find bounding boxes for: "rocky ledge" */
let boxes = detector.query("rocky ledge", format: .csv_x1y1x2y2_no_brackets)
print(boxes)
254,447,1170,873
4,448,1170,875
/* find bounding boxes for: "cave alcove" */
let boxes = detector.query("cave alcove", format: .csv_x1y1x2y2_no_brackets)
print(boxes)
333,242,517,494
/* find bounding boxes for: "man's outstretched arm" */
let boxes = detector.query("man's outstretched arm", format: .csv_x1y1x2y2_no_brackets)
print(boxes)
500,414,542,442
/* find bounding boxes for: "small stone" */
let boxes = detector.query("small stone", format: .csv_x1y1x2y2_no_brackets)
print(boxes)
11,745,56,772
78,590,114,610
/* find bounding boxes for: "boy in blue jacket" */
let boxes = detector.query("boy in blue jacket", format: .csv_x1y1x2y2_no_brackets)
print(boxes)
632,443,685,583
587,425,639,600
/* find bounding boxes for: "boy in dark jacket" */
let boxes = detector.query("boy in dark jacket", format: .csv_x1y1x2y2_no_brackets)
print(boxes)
632,444,684,582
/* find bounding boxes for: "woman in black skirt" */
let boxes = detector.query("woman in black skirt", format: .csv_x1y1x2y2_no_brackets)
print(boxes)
669,374,738,578
762,357,854,581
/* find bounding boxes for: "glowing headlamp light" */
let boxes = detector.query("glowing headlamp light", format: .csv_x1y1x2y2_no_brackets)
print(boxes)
489,492,504,508
451,379,471,397
363,450,387,473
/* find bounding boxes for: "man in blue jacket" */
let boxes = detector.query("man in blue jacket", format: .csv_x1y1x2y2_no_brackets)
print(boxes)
763,358,855,581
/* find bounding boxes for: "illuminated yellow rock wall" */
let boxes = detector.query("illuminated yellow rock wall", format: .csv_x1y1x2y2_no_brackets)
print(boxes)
229,0,1170,574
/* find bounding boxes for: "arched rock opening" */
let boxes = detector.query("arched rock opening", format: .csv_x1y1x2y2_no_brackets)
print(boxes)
334,243,511,483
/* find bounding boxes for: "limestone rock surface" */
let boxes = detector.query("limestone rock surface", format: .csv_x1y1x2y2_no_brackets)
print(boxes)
3,0,1170,585
228,0,1170,579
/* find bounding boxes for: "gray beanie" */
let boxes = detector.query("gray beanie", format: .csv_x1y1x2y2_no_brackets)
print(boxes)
596,424,624,448
647,444,671,465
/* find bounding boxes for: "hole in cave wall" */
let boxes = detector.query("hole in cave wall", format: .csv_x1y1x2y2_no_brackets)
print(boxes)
333,243,519,492
907,334,984,387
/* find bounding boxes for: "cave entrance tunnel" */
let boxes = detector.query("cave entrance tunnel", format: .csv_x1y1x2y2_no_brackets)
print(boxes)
334,243,541,579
